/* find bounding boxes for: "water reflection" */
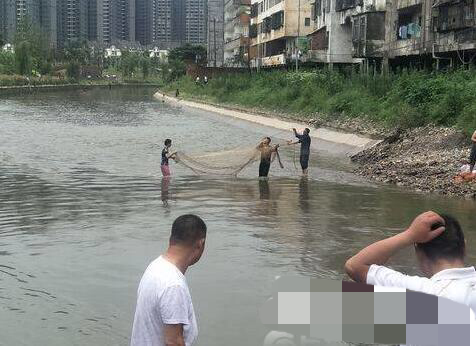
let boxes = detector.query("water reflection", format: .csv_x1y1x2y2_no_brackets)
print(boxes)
0,88,475,346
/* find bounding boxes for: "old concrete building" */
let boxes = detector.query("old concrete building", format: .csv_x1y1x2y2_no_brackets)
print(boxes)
307,0,476,71
308,0,386,67
384,0,476,69
224,0,251,67
249,0,313,68
207,0,225,67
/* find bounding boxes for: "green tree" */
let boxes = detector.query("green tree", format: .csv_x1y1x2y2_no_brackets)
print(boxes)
64,40,91,64
15,41,32,75
141,57,150,79
66,62,80,80
168,44,207,65
0,51,15,74
120,52,141,78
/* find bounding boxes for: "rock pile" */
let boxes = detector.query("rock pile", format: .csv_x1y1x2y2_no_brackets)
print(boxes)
351,126,476,198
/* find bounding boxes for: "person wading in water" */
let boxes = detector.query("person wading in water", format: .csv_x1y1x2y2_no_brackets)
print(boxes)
287,128,311,176
161,139,177,177
257,137,283,178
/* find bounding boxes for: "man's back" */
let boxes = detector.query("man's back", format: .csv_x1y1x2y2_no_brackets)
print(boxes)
367,265,476,310
131,256,197,346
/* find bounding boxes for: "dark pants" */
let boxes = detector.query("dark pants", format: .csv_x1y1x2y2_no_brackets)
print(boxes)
470,144,476,169
300,153,310,170
259,159,271,177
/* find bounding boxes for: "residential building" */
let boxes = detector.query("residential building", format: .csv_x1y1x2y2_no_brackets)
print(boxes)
57,0,89,48
135,0,207,49
0,0,39,43
224,0,251,67
208,0,225,67
185,0,207,44
308,0,386,67
40,0,58,48
93,0,135,46
135,0,153,45
249,0,313,68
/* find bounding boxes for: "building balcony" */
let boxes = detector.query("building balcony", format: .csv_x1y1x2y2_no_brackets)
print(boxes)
397,0,422,9
250,53,286,68
224,36,250,51
225,13,250,33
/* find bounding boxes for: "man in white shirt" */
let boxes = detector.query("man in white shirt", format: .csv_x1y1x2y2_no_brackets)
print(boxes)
131,214,207,346
345,211,476,310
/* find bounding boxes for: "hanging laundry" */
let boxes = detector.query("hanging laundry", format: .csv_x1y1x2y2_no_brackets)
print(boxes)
400,25,408,39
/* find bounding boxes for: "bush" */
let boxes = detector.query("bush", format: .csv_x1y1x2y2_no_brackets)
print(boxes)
66,62,80,80
164,68,476,135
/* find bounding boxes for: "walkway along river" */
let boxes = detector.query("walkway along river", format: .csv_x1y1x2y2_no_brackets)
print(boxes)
0,87,475,345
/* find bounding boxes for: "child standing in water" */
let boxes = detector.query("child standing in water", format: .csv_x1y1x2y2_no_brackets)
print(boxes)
161,139,177,176
257,137,283,177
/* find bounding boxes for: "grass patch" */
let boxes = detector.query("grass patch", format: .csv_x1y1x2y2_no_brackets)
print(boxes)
165,69,476,136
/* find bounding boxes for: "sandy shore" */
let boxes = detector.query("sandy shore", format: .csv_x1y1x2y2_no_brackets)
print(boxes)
154,92,381,152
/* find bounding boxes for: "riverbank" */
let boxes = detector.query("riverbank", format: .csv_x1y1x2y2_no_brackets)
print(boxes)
352,126,476,198
154,92,381,151
158,90,475,199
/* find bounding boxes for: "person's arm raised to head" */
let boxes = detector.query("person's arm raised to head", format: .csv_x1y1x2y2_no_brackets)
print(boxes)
164,324,186,346
345,211,446,283
472,130,476,142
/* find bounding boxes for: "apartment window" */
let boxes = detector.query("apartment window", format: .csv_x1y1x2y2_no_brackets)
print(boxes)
305,17,311,26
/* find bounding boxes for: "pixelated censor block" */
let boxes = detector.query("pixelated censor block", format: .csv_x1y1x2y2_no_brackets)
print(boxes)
260,277,476,345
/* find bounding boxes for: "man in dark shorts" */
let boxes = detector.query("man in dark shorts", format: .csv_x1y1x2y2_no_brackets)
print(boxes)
470,130,476,173
257,137,283,177
288,128,311,175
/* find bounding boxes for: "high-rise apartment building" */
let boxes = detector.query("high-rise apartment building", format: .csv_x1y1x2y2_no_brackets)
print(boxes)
135,0,153,45
39,0,58,48
93,0,135,46
57,0,89,48
207,0,224,66
135,0,207,49
0,0,39,43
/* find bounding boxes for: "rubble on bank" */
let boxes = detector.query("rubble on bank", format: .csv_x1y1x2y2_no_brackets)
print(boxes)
351,126,476,199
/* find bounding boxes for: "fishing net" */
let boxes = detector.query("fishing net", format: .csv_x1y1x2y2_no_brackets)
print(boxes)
175,146,262,176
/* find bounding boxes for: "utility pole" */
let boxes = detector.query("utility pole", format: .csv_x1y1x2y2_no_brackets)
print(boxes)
213,17,217,67
296,0,301,72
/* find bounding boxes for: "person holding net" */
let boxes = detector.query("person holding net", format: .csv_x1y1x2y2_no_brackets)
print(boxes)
161,139,177,177
287,128,311,176
257,137,284,178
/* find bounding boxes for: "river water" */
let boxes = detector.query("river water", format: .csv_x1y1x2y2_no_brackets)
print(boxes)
0,87,475,346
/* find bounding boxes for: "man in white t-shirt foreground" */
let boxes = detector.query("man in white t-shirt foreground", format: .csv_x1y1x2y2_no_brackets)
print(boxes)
131,214,207,346
345,211,476,310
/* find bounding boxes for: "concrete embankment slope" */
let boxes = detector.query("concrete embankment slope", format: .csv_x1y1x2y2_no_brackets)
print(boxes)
154,92,381,152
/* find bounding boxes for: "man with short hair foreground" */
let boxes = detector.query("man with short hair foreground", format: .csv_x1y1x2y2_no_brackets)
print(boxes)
131,215,207,346
345,211,476,309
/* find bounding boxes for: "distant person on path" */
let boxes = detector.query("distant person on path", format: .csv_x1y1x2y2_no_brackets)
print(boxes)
257,137,283,177
161,139,176,177
345,211,476,310
287,128,311,175
175,89,180,98
469,130,476,173
131,214,207,346
195,76,200,85
204,76,208,85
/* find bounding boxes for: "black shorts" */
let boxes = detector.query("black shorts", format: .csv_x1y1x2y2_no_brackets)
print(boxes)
300,153,310,170
259,160,271,177
470,144,476,166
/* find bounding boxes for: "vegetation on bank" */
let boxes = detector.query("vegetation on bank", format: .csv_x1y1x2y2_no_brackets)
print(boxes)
166,69,476,136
